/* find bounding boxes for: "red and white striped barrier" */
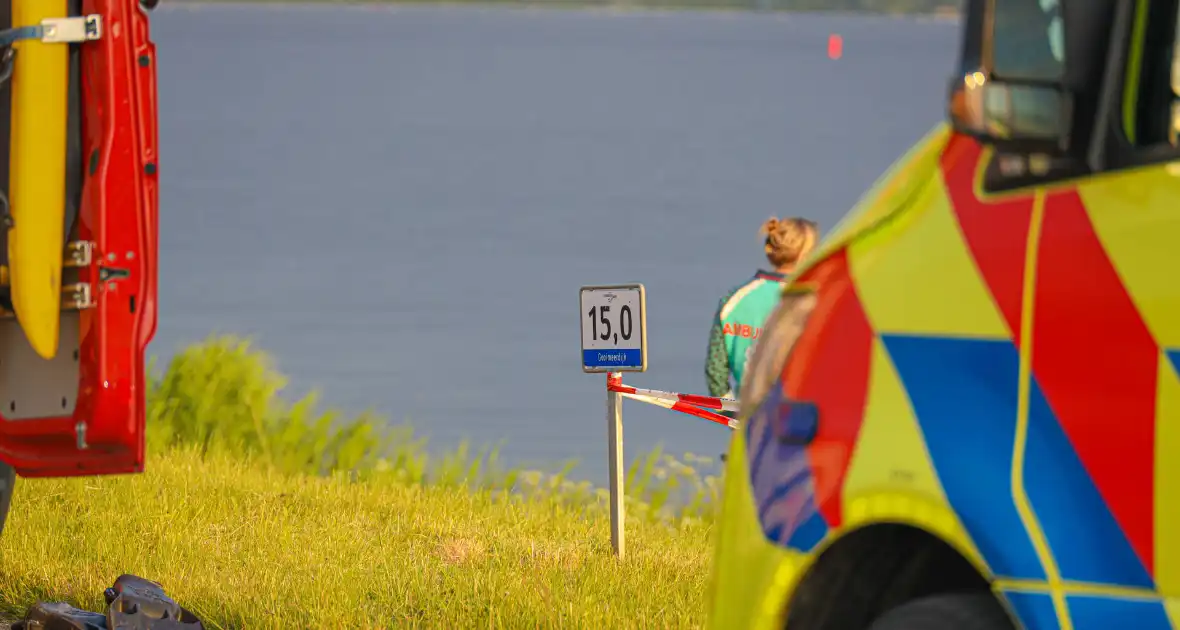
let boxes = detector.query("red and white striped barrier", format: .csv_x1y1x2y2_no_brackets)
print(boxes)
606,373,740,429
599,371,737,559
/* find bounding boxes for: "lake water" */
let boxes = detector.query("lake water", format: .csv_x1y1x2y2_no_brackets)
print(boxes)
151,2,959,482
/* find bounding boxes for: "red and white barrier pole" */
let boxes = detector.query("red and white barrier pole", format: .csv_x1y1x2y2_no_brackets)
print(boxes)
607,376,740,430
603,372,739,559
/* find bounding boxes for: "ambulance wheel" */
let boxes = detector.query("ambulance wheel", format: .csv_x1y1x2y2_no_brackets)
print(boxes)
0,462,14,536
868,593,1015,630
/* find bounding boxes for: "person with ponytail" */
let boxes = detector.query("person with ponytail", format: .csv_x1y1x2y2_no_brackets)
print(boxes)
705,217,819,401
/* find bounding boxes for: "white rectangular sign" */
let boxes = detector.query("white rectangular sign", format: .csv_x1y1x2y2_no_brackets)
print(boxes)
580,284,647,373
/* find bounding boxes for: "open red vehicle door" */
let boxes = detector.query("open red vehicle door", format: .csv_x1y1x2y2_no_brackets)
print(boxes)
0,0,158,478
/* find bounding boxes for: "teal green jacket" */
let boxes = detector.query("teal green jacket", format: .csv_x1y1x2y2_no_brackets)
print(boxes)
705,270,788,399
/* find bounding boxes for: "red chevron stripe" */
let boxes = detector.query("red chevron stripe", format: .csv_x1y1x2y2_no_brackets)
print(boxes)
1033,189,1157,574
669,401,733,427
940,136,1036,343
785,250,874,527
677,393,725,410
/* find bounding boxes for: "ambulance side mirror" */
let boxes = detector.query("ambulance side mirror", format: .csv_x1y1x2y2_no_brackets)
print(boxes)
948,75,1074,149
947,0,1115,156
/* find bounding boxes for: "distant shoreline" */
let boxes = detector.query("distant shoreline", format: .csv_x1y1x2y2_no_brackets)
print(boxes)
163,0,963,18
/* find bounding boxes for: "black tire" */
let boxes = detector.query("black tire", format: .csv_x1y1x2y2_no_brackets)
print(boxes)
0,462,15,536
868,593,1017,630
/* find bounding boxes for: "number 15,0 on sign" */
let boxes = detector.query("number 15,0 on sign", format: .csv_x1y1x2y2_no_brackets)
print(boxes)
580,284,647,373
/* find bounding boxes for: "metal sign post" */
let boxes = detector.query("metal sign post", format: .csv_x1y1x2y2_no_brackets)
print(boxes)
605,371,625,559
580,284,647,559
580,283,739,560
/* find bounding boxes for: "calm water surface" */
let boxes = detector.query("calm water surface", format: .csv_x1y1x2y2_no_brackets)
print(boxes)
151,3,958,481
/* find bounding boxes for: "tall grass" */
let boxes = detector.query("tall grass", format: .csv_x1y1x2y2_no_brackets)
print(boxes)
0,449,713,628
146,335,724,523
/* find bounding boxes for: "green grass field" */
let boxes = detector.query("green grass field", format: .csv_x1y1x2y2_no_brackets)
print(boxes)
0,337,720,628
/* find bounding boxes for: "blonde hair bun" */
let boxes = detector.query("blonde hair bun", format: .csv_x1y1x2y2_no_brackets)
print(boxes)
761,216,818,267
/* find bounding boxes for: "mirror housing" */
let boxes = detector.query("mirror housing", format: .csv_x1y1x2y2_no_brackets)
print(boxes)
948,73,1074,152
948,0,1116,156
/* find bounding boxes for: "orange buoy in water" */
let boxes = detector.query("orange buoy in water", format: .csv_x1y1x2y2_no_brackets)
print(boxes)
828,34,843,59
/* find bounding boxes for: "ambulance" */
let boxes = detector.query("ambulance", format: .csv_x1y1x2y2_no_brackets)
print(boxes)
709,0,1180,628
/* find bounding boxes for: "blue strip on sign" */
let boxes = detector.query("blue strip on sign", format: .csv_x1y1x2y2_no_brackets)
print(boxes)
583,348,642,368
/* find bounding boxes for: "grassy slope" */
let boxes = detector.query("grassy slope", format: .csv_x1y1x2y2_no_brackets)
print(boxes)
0,450,711,628
0,337,717,628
